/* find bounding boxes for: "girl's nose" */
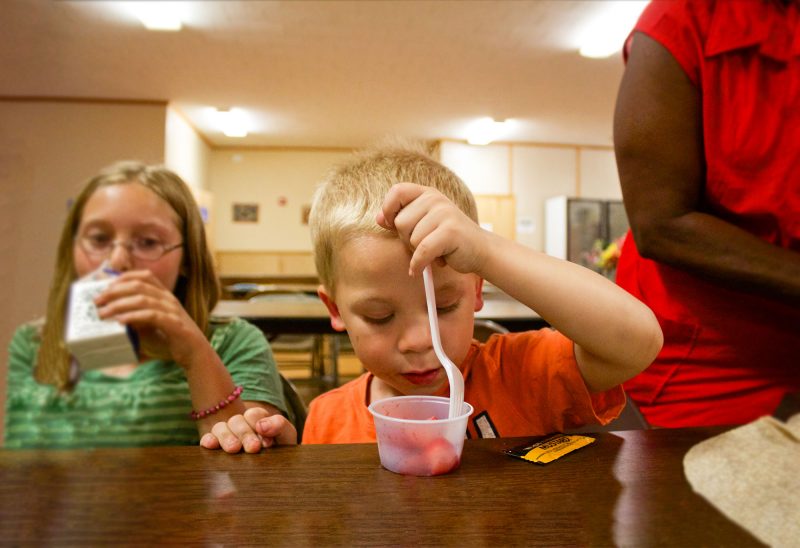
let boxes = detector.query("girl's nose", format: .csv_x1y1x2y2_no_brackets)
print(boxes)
107,242,133,272
397,314,433,354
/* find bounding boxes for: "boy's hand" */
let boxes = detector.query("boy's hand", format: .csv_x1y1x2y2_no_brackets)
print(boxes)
200,407,298,453
377,182,489,276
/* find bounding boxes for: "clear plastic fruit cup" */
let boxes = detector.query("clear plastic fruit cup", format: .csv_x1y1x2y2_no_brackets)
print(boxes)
368,395,473,476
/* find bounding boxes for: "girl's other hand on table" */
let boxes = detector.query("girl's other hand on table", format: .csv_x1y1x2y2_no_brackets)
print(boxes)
200,407,298,453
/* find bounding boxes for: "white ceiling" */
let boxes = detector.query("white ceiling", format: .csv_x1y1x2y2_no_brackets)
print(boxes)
0,0,628,148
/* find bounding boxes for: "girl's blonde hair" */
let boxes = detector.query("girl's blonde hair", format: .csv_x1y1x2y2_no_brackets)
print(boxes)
35,161,220,389
309,140,478,297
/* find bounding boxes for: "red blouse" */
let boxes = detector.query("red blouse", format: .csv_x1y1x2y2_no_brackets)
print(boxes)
617,0,800,427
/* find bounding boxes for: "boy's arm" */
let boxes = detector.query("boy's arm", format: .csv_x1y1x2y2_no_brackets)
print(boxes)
478,233,662,392
379,183,662,393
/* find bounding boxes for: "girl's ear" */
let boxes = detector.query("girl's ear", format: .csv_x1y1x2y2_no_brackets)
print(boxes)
317,285,347,332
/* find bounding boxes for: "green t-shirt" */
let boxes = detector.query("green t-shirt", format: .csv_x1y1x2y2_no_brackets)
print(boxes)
4,317,287,449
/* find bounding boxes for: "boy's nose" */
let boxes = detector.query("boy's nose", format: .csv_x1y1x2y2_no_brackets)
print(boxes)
398,316,433,354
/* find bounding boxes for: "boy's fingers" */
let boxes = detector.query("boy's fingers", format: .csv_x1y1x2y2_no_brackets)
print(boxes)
378,203,399,230
409,230,452,276
375,210,390,229
380,182,425,228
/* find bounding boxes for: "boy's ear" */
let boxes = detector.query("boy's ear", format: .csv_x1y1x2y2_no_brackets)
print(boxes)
473,276,485,312
317,285,347,332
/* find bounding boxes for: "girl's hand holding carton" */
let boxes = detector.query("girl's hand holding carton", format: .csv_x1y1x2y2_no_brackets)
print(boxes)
92,268,207,367
66,261,138,371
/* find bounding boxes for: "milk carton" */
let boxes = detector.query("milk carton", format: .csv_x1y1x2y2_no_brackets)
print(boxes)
65,264,138,370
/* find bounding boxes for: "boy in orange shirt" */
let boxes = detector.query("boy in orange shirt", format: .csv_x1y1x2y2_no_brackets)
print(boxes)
302,142,662,443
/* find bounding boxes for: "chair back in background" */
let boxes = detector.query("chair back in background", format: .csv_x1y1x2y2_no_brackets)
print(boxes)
565,395,650,433
472,319,510,342
249,291,325,378
280,373,308,442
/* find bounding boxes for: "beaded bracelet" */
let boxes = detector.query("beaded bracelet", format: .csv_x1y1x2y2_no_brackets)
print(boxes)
189,385,243,421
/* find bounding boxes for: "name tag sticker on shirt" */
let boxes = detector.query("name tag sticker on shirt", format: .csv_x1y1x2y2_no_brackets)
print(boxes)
505,433,595,465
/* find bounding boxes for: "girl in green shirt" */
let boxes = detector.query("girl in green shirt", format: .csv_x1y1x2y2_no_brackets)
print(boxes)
4,162,294,452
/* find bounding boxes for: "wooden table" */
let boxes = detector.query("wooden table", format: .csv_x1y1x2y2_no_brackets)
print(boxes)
220,274,321,285
223,283,320,298
219,274,321,299
0,428,760,546
213,295,547,335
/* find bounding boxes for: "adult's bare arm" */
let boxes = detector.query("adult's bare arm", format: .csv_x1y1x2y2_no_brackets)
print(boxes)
614,32,800,305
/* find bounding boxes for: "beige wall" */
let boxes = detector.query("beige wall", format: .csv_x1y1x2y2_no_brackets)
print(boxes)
207,142,620,271
0,99,167,441
209,148,352,255
440,140,620,252
164,107,214,251
511,145,580,251
165,107,211,191
579,148,624,200
440,142,512,195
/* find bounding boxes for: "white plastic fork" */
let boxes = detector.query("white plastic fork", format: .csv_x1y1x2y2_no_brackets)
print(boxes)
422,265,465,419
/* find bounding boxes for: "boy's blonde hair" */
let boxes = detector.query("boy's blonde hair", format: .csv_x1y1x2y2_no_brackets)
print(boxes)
309,141,478,296
36,161,220,390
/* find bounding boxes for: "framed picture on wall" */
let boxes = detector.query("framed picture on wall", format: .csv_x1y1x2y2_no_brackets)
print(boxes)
232,203,259,223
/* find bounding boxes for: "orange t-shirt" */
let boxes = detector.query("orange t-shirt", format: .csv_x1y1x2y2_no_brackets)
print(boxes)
302,329,625,444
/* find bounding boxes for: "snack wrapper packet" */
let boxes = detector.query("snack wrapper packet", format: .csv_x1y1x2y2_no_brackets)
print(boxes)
65,261,139,371
505,433,596,465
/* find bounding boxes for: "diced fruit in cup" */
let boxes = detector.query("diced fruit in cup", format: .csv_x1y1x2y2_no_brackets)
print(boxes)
424,438,460,475
383,436,460,476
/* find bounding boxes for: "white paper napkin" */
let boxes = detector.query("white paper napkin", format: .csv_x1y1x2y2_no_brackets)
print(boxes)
684,413,800,547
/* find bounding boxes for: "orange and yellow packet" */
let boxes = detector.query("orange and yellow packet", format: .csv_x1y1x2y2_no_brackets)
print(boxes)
505,433,595,465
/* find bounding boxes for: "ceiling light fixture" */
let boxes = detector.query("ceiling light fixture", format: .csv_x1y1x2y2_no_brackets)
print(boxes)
577,1,648,59
122,1,184,31
213,108,249,138
465,117,514,146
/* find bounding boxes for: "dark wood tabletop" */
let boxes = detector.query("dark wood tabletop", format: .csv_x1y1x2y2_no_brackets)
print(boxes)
0,428,760,546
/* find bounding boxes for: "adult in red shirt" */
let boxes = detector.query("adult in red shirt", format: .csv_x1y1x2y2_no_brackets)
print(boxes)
614,0,800,428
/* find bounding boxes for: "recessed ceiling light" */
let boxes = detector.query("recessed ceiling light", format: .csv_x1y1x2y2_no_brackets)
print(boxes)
577,1,648,59
120,1,184,31
465,118,514,146
213,108,250,138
